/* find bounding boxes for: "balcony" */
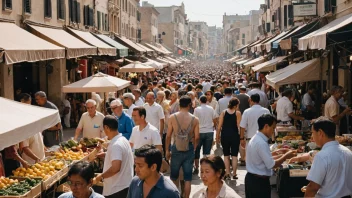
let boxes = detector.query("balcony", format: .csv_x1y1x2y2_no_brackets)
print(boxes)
108,0,120,14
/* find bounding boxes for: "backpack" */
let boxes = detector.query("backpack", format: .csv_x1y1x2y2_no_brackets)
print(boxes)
174,114,195,151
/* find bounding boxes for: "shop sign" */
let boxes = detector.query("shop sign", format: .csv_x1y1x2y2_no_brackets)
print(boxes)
293,4,317,16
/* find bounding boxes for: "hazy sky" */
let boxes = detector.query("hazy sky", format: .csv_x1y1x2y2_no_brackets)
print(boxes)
143,0,265,27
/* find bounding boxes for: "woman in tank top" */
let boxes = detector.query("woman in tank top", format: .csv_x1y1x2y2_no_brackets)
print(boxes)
216,97,242,180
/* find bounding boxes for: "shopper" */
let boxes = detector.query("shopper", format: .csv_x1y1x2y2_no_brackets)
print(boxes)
169,91,180,115
236,85,250,114
75,99,105,140
324,86,351,135
110,99,135,140
144,92,165,138
19,94,45,165
35,91,62,147
193,96,217,175
132,89,145,107
305,118,352,198
205,90,218,110
239,94,270,161
276,89,304,124
216,87,233,116
130,107,162,151
247,82,269,108
166,96,200,198
127,145,180,198
192,155,241,198
123,93,137,117
59,161,104,198
94,115,134,198
216,97,241,180
301,85,316,120
245,114,296,198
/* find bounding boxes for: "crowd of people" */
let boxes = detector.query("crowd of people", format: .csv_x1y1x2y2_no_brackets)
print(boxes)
2,60,352,198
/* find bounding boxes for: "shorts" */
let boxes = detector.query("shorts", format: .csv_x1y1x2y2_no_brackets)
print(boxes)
170,143,194,181
195,132,214,159
221,135,240,157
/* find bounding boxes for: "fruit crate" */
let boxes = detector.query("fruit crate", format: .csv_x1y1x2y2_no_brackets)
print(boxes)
42,164,69,191
1,178,42,198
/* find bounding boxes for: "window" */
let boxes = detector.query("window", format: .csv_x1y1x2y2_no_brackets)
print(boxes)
44,0,52,18
284,5,287,28
105,14,108,31
84,5,93,26
2,0,12,10
23,0,31,14
57,0,65,19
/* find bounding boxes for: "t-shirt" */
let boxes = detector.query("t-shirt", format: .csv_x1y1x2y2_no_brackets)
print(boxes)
129,123,162,149
103,134,134,196
77,112,105,138
143,102,165,130
236,93,250,114
21,132,45,164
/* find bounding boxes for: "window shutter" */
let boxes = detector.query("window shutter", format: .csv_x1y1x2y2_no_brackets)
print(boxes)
44,0,52,18
89,7,93,26
84,5,88,25
3,0,12,10
24,0,31,13
49,0,52,17
266,22,271,32
57,0,65,19
324,0,331,13
105,14,108,31
69,0,72,21
272,14,275,22
267,0,270,8
97,11,101,30
284,5,287,28
77,2,80,23
288,5,293,26
72,0,77,22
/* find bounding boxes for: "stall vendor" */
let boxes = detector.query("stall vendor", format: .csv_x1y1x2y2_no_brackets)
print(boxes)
276,89,304,124
1,145,30,176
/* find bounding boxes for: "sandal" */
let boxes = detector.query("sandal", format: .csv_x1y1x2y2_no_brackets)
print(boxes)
233,174,238,180
224,174,231,180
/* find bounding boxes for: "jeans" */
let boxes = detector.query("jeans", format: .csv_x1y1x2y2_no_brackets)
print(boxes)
195,132,214,159
170,143,194,181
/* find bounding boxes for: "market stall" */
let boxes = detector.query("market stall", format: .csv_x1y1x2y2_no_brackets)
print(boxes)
119,62,156,73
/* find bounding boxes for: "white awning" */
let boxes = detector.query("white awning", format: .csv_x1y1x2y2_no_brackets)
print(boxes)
68,28,116,56
144,43,166,54
236,58,253,65
94,34,129,57
156,57,176,66
276,24,307,49
62,72,130,93
299,13,352,50
115,36,146,52
243,56,265,67
0,23,65,64
28,24,96,58
156,43,173,54
252,56,287,72
0,97,60,150
165,56,182,64
266,58,321,88
136,43,154,52
264,31,289,52
119,62,156,72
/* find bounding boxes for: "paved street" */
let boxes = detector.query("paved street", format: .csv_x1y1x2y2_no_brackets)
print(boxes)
63,128,279,197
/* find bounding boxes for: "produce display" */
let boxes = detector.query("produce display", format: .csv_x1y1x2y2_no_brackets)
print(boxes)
12,160,65,180
60,138,104,151
0,178,41,196
53,149,88,161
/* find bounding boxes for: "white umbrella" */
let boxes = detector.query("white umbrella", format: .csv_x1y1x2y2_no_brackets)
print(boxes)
119,61,156,72
144,59,164,69
0,97,60,150
62,72,131,93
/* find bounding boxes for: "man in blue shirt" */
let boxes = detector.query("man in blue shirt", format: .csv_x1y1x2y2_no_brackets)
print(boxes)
127,144,180,198
110,100,135,140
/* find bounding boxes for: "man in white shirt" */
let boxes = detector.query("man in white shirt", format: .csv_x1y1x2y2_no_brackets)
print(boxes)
245,114,295,198
324,86,351,135
240,94,270,162
301,85,316,120
75,99,105,140
201,79,212,93
247,82,269,108
133,89,145,107
193,96,217,174
143,92,165,138
305,118,352,198
123,93,137,117
94,116,134,198
130,107,162,151
216,88,233,115
276,89,304,124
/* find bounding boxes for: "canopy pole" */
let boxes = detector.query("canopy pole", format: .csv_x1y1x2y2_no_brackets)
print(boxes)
320,57,324,116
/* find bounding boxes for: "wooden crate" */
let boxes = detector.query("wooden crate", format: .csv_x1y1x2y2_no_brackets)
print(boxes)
0,178,42,198
42,165,69,191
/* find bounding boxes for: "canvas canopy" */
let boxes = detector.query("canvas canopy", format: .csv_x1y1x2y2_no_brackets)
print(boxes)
62,72,130,93
252,56,287,72
266,58,321,89
263,31,290,52
119,62,155,72
243,56,265,67
0,23,65,64
144,58,164,69
236,58,253,65
0,97,60,150
135,43,154,52
68,28,116,56
144,43,166,54
156,57,176,66
299,13,352,50
165,56,181,64
28,24,96,58
156,43,173,54
94,34,129,57
115,36,145,53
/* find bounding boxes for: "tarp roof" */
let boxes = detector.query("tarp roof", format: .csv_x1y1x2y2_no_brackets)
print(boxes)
252,56,287,72
28,24,96,58
266,58,321,88
119,62,156,72
299,13,352,50
115,36,146,53
144,43,166,54
0,23,65,64
94,34,129,57
0,97,60,150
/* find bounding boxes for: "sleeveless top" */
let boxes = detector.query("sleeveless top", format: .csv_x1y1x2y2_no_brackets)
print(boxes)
221,110,239,138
